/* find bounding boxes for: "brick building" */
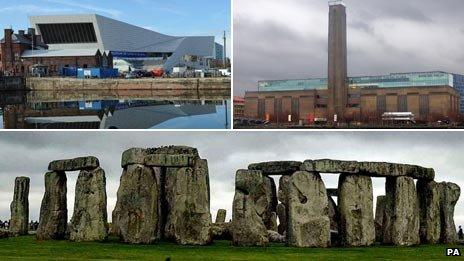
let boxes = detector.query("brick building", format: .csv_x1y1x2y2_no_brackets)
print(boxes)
245,84,461,124
0,28,112,76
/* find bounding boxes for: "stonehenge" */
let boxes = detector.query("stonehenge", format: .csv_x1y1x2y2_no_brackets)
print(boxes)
10,177,30,236
113,146,212,245
229,159,460,248
4,153,461,250
38,156,108,241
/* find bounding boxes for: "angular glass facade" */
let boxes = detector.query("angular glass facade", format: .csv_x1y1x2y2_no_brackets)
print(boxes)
258,71,464,112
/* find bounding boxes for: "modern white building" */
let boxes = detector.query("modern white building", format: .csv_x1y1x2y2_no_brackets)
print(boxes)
27,14,223,72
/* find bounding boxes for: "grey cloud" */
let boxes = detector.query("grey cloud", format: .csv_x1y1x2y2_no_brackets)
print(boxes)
234,0,464,95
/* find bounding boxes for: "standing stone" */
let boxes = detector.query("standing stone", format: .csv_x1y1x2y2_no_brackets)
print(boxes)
328,196,339,232
231,170,269,246
269,212,278,232
383,176,420,246
338,174,375,247
374,196,386,242
37,171,67,240
439,182,460,244
112,164,160,244
9,177,30,236
164,159,212,245
262,177,278,230
276,203,287,235
69,167,108,242
277,175,290,235
278,175,291,204
215,209,227,223
287,171,330,248
417,180,441,244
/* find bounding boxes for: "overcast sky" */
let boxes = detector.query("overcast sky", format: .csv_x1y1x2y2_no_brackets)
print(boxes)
233,0,464,95
0,131,463,230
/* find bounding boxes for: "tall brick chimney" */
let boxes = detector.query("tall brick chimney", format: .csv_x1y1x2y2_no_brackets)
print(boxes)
3,29,14,70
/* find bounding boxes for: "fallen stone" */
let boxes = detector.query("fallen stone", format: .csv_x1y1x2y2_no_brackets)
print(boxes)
215,209,227,223
439,182,461,244
10,177,30,236
164,159,212,245
248,161,302,176
0,230,10,239
231,170,269,246
37,171,67,240
338,174,375,247
287,171,330,248
417,180,441,244
268,230,285,243
374,196,386,242
69,167,108,242
211,222,232,240
383,176,420,246
276,204,287,235
48,156,99,171
301,159,435,180
112,164,160,244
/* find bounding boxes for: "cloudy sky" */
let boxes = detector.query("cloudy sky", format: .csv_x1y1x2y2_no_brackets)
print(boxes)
0,131,463,229
0,0,231,55
233,0,464,95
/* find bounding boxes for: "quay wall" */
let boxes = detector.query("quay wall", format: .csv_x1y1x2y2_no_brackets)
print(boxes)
25,77,231,92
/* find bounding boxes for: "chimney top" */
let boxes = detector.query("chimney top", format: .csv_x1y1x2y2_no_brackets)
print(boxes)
18,30,25,35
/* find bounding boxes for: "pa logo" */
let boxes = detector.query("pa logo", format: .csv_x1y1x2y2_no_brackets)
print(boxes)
446,248,462,256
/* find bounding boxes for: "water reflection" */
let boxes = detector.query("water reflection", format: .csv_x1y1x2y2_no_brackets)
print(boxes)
0,90,230,129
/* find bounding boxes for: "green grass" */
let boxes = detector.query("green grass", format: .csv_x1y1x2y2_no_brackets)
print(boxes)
0,236,460,260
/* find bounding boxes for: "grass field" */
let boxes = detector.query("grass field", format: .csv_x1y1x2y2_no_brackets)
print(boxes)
0,236,460,260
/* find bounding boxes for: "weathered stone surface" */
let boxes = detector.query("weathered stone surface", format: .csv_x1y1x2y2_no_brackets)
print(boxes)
248,161,302,176
328,196,339,232
278,175,291,204
48,156,100,171
10,177,30,236
145,154,196,167
439,182,461,244
154,146,199,155
302,160,435,180
37,171,67,240
215,209,227,223
112,164,160,244
268,230,285,243
327,188,338,197
269,212,278,232
164,159,212,245
121,148,147,167
374,196,386,242
69,167,108,242
383,176,420,246
231,170,269,246
262,177,278,230
287,171,330,248
417,180,441,244
276,203,287,235
338,174,375,246
211,222,232,240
